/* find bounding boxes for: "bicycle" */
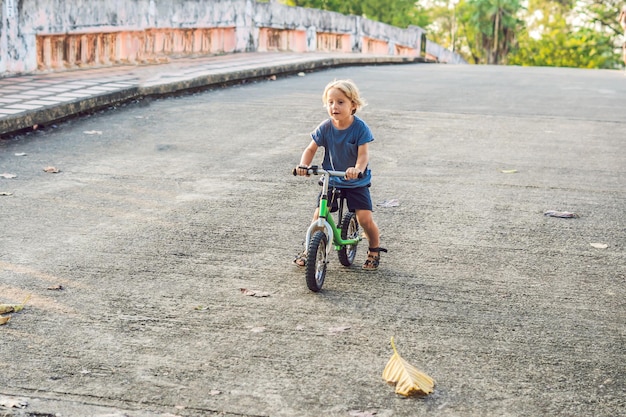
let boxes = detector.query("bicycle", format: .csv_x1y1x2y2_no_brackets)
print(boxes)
292,165,363,292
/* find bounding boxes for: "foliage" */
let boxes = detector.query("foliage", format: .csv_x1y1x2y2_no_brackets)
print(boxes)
508,0,622,68
285,0,430,28
509,1,620,68
268,0,625,68
423,1,462,53
579,0,625,37
509,26,620,68
455,0,524,64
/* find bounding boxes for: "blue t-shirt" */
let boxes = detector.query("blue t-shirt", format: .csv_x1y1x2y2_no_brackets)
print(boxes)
311,116,374,188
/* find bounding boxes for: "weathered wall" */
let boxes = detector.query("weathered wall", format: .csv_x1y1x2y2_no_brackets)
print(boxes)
0,0,464,76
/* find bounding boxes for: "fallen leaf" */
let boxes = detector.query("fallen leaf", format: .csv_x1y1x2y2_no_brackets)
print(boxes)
329,326,351,334
0,295,31,314
209,390,222,396
0,315,10,325
47,284,64,291
240,288,270,297
500,169,518,174
590,243,608,249
544,210,579,218
194,305,209,311
1,173,17,179
83,130,102,135
382,337,435,396
0,192,12,196
377,199,400,208
349,410,378,417
14,152,27,156
43,166,60,173
0,396,28,408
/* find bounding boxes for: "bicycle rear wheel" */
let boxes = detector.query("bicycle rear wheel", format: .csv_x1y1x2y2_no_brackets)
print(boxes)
306,231,328,292
338,212,359,266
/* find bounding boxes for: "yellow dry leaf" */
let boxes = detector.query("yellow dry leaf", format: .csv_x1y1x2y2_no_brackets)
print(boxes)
0,294,31,315
0,315,10,325
382,337,435,396
0,305,13,314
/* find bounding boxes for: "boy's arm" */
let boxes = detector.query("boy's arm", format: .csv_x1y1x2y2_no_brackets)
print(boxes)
296,140,319,175
346,143,369,180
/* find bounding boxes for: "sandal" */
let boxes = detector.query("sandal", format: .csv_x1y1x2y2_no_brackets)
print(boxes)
362,247,387,271
293,252,307,267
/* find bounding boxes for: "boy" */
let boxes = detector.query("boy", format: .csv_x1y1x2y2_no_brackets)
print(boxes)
294,79,386,270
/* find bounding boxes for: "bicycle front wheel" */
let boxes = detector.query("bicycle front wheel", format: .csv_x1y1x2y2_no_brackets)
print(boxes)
306,231,328,292
338,212,359,266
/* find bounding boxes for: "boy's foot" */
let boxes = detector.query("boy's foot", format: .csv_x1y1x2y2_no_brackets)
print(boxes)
293,252,307,267
362,247,387,271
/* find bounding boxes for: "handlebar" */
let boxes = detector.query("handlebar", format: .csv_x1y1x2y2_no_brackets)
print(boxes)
292,165,363,179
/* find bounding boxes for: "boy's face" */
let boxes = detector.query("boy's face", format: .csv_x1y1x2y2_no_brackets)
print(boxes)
325,88,356,126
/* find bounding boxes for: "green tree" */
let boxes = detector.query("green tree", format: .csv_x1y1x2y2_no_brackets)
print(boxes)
424,0,461,52
457,0,524,64
508,0,622,68
580,0,625,37
272,0,625,68
285,0,430,28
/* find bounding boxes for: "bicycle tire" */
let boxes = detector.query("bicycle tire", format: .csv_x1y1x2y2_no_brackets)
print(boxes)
338,212,359,266
306,231,328,292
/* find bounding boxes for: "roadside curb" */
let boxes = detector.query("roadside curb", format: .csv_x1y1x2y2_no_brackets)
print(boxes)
0,54,430,137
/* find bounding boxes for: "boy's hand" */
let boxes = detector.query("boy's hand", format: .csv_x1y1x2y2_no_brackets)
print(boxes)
345,167,362,180
295,165,310,176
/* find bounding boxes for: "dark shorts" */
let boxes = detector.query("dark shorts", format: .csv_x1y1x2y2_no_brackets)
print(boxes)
317,186,373,212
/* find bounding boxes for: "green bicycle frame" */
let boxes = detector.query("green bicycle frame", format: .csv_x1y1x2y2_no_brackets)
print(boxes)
304,167,361,251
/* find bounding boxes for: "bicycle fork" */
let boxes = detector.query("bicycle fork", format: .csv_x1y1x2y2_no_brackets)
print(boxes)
304,218,335,258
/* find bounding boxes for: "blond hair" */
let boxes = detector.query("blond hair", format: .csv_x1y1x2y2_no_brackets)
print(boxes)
322,79,366,115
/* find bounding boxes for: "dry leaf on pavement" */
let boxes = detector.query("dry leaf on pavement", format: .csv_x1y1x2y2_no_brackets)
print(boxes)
349,410,378,417
43,166,60,173
329,326,351,334
377,199,400,207
544,210,579,218
590,243,608,249
240,288,270,297
382,337,435,396
47,285,64,291
1,173,17,179
0,295,31,314
0,396,28,408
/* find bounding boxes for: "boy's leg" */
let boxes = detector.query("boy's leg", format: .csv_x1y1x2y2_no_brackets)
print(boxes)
355,209,379,248
356,209,386,270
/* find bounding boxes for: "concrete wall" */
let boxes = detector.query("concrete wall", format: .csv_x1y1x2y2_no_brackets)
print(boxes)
0,0,465,76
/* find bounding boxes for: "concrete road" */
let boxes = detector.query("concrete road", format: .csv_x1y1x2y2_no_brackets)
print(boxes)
0,64,624,417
